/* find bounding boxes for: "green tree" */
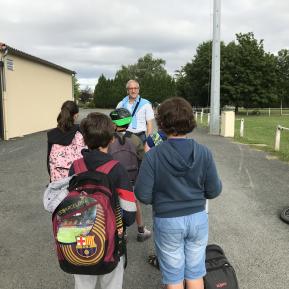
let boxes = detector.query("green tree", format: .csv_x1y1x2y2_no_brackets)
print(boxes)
134,53,167,79
231,32,278,109
72,76,81,102
79,86,93,103
93,75,115,108
176,33,279,110
119,53,176,103
176,41,213,107
276,49,289,106
94,53,176,108
220,41,239,107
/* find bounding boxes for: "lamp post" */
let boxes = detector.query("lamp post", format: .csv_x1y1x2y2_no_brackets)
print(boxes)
209,0,221,135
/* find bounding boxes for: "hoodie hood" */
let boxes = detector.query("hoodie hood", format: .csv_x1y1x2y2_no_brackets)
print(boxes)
47,125,80,146
81,149,113,171
156,139,195,177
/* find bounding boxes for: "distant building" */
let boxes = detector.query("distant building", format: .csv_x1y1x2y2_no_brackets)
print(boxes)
0,43,75,140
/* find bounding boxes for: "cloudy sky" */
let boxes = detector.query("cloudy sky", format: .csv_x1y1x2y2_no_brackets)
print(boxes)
1,0,289,89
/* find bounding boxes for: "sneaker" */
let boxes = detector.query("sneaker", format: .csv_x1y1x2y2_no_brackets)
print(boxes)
137,226,152,242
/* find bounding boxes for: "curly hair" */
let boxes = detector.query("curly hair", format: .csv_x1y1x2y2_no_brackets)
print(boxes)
156,97,196,136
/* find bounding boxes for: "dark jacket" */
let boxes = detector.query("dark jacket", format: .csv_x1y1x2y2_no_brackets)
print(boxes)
109,131,144,161
69,149,136,227
135,138,222,218
125,132,144,160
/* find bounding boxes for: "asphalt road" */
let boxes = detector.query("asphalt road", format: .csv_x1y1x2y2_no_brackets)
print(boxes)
0,108,289,289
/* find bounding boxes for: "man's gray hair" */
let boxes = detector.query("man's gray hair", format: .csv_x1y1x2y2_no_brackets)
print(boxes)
126,79,140,89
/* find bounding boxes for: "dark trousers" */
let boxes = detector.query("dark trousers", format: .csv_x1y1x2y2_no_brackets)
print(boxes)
134,131,146,144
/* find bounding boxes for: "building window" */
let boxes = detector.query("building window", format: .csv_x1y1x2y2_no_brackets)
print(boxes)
7,59,14,71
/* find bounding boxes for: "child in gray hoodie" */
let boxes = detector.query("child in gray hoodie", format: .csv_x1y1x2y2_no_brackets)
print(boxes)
135,97,222,289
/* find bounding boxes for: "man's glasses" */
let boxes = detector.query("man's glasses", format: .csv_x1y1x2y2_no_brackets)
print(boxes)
127,87,139,90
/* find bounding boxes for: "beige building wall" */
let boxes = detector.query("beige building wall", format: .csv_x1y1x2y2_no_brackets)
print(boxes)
2,54,73,140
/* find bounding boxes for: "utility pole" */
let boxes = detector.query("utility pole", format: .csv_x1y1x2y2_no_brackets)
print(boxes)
209,0,221,135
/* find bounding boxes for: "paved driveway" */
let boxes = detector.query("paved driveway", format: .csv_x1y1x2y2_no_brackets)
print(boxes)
0,108,288,289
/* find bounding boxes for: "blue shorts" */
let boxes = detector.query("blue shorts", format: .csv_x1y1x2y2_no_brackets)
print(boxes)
153,211,208,285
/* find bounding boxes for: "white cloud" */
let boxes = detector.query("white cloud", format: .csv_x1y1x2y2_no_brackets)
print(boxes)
1,0,289,88
78,78,97,90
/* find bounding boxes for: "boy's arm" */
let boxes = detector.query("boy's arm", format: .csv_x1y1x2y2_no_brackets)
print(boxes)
116,188,136,226
146,119,153,136
145,104,155,136
204,151,222,199
134,152,154,204
144,142,151,153
136,137,144,160
113,164,136,227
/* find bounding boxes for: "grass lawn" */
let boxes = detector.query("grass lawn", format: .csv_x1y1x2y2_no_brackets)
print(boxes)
235,115,289,162
196,114,289,162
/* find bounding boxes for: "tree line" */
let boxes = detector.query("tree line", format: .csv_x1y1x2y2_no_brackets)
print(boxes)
74,32,289,110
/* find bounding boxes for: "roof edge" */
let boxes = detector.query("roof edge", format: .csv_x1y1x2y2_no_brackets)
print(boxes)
0,42,76,75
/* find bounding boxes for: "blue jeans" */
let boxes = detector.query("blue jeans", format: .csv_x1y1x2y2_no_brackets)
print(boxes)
153,211,208,285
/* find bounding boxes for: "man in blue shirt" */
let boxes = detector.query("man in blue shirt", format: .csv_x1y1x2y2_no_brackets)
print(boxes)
117,80,154,143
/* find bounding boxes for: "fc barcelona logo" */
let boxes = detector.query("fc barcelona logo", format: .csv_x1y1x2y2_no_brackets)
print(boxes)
58,202,106,266
76,235,97,258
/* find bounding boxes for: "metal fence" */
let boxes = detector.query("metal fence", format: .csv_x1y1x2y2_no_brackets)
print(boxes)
194,107,289,116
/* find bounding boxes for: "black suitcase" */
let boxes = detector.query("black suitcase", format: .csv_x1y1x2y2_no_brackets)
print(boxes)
204,244,239,289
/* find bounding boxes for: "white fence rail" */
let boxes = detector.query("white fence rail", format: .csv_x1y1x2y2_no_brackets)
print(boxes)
194,107,289,116
194,110,210,125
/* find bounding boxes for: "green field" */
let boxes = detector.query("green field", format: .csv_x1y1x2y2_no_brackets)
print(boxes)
234,115,289,161
196,114,289,162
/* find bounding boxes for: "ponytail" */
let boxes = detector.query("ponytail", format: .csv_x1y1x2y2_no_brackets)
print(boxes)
57,100,79,131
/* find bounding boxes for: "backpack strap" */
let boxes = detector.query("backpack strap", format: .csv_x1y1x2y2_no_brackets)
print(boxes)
73,158,88,174
114,132,126,145
131,97,141,117
74,158,118,175
124,131,133,138
96,159,119,174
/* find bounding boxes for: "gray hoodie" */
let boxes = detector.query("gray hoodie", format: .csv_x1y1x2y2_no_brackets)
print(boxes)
135,138,222,218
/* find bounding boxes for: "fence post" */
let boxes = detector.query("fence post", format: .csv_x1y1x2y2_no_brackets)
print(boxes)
207,113,210,126
274,125,281,151
240,118,244,137
268,107,270,117
195,111,198,122
201,109,204,124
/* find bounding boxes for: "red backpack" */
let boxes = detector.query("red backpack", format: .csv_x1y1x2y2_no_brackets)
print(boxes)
52,158,125,275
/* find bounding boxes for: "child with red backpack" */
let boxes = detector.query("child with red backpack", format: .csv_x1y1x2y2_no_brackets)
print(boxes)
108,108,151,242
66,112,136,289
47,100,85,182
